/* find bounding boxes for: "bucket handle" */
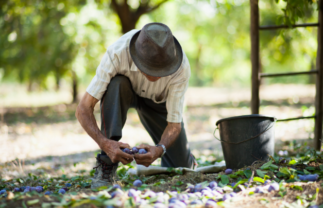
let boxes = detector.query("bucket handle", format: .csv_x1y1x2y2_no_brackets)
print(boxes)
213,122,275,145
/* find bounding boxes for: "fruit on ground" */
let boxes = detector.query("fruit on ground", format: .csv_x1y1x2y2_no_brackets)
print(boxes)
44,191,52,195
268,183,279,192
304,174,319,181
225,169,233,174
133,179,143,187
209,181,218,189
65,183,72,187
58,189,66,194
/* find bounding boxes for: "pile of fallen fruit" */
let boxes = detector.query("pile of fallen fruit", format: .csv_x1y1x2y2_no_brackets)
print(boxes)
0,148,322,207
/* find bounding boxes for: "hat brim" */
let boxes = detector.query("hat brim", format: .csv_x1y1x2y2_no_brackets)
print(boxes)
129,30,183,77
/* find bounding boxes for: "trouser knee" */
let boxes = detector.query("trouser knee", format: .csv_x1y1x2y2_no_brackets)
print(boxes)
108,75,132,93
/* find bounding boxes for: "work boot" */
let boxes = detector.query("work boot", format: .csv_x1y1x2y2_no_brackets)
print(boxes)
91,154,119,189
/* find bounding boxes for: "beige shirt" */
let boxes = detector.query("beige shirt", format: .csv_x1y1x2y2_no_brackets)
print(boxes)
86,29,191,123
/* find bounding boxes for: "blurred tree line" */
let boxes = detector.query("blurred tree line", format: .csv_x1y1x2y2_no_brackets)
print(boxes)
0,0,319,103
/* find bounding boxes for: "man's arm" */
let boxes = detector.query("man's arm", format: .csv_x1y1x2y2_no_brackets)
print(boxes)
134,122,181,167
75,92,134,164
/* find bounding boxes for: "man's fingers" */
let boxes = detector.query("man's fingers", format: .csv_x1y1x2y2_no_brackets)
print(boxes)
119,142,131,149
137,144,150,150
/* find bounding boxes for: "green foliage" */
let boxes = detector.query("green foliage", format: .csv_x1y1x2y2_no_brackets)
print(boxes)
0,0,320,91
0,0,85,88
276,0,316,26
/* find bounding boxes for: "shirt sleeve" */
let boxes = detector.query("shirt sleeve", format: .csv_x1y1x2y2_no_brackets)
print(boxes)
86,50,119,100
166,56,191,123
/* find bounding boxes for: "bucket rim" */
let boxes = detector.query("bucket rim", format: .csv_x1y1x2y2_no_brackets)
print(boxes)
215,114,277,126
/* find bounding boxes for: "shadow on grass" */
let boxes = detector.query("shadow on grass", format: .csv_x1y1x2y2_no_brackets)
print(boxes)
0,150,100,168
3,103,82,125
3,97,314,125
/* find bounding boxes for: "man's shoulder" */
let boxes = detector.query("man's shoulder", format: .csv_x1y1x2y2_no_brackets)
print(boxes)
107,29,139,54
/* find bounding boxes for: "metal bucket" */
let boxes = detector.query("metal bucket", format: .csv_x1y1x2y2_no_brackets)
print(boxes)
215,114,277,169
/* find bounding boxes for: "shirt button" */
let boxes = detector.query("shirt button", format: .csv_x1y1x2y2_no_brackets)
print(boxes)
142,90,145,92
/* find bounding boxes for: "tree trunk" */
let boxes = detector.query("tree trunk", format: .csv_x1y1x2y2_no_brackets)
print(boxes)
72,70,78,103
55,72,60,91
27,80,32,92
121,19,138,34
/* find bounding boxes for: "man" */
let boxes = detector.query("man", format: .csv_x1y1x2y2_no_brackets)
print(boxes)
76,22,196,189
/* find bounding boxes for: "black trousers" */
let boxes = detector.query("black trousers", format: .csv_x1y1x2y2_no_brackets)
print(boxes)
100,75,194,168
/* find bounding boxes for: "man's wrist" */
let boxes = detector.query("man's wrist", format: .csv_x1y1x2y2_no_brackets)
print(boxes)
156,144,166,157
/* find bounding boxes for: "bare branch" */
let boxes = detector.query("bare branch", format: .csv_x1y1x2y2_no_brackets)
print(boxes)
147,0,168,13
136,0,168,16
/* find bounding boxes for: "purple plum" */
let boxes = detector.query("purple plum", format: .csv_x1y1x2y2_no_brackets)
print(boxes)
304,174,319,181
230,192,237,197
194,192,202,197
223,194,231,201
0,190,6,195
298,175,305,181
202,190,214,197
255,187,264,194
225,169,233,174
190,199,203,205
203,187,212,192
264,180,271,185
268,183,279,192
138,149,147,154
20,186,26,191
209,181,218,189
154,203,167,208
194,184,203,192
23,187,31,193
187,184,195,192
123,148,131,154
132,147,139,154
13,187,21,192
62,187,69,191
133,179,142,187
35,186,43,193
169,197,177,203
44,191,52,195
58,189,66,194
30,187,37,192
113,184,121,189
110,190,122,198
169,201,186,208
205,199,217,207
65,183,72,187
128,189,138,197
144,190,156,198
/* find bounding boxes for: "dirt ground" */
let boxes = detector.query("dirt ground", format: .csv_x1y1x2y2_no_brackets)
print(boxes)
0,84,317,179
0,84,322,207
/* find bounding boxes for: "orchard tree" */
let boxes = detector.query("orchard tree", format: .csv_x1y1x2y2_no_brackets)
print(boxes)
95,0,169,34
0,0,85,102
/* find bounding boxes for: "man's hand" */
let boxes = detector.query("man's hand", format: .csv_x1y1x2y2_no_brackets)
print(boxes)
76,92,134,165
134,144,163,167
100,139,134,165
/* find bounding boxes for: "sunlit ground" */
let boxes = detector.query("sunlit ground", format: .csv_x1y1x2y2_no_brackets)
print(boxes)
0,83,318,179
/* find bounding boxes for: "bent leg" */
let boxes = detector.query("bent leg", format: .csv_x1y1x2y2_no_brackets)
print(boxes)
100,75,137,154
136,98,194,168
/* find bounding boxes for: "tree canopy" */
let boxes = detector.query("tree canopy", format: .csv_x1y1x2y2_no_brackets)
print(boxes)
0,0,320,96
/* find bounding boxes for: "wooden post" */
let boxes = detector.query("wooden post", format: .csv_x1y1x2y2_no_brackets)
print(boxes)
250,0,260,114
314,0,323,151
